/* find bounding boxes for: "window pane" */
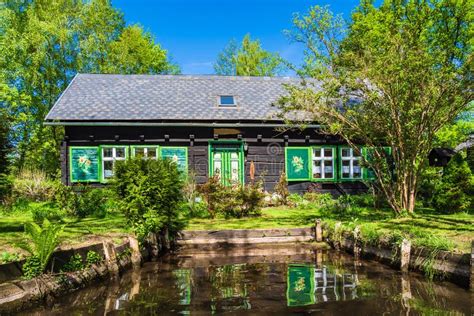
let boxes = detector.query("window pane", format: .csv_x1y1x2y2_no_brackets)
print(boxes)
342,160,350,178
312,160,322,178
135,148,145,157
103,148,113,158
353,160,361,178
147,148,157,159
342,148,351,157
324,164,333,179
313,148,321,158
116,147,125,158
324,148,333,158
104,161,114,179
353,148,362,157
220,95,235,105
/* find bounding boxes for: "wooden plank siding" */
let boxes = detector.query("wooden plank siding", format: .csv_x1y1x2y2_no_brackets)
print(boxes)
62,125,368,195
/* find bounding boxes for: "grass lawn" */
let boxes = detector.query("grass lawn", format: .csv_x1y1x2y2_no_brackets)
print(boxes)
0,206,130,255
189,206,474,253
1,203,472,257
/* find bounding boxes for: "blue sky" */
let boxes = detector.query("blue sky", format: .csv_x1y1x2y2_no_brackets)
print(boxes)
112,0,362,74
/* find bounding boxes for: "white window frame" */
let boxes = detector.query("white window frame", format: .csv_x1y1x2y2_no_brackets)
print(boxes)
340,147,362,179
101,146,127,181
311,147,335,180
218,95,237,107
131,146,158,159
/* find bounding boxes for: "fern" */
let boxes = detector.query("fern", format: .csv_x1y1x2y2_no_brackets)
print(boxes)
18,219,64,275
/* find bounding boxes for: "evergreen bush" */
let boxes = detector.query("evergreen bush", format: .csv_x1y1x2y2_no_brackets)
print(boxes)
433,153,474,213
112,157,186,242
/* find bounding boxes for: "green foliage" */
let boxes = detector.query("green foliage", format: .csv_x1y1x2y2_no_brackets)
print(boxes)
0,251,20,264
1,1,179,176
214,34,285,76
198,175,223,218
432,154,474,213
12,169,56,202
18,220,63,278
0,111,11,204
274,173,289,205
61,254,84,272
85,250,102,267
198,177,265,219
31,203,64,224
55,184,109,218
112,157,186,242
434,108,473,148
181,171,209,218
280,2,473,214
22,255,42,279
287,193,305,207
101,25,179,75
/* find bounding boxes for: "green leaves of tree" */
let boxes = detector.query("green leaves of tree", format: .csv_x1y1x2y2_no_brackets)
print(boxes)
280,1,473,214
214,34,285,76
1,0,179,175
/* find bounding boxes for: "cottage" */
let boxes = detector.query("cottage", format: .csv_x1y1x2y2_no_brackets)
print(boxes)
45,74,374,194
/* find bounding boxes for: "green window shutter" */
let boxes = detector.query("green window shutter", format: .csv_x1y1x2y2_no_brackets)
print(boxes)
285,147,311,181
69,146,100,183
363,147,392,180
160,147,188,174
286,265,315,306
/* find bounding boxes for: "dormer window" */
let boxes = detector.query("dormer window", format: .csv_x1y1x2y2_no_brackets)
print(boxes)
219,95,236,107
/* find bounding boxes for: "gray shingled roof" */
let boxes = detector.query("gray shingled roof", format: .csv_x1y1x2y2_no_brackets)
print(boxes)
45,74,302,122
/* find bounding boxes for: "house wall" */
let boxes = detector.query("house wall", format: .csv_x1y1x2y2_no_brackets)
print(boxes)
62,125,367,195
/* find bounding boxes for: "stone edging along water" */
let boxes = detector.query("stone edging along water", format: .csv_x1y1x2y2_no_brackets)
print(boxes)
0,237,143,313
315,221,473,290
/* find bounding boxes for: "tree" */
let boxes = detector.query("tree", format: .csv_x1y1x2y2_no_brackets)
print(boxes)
101,25,180,75
214,39,238,76
279,2,473,214
0,110,11,202
214,34,285,76
0,0,179,176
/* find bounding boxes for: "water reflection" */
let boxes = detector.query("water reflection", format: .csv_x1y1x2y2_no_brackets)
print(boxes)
17,245,472,315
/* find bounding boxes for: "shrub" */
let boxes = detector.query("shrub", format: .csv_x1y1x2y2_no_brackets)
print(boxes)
18,220,63,278
55,184,108,218
112,157,186,242
197,175,222,218
274,173,289,205
86,250,102,266
198,177,265,219
62,254,84,272
303,192,333,206
12,169,56,202
287,193,305,207
0,173,12,205
22,255,42,279
182,171,209,218
31,204,64,224
221,182,264,219
238,182,265,217
432,153,474,213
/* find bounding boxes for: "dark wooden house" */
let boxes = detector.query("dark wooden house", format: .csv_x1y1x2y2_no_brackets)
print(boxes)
45,74,373,195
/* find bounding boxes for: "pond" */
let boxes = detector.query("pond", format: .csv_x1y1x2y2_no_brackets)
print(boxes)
21,243,471,315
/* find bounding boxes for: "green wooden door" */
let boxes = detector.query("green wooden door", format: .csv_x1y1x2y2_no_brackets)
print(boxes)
210,146,243,185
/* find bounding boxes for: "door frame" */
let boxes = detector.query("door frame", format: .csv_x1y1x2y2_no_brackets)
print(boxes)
208,140,245,184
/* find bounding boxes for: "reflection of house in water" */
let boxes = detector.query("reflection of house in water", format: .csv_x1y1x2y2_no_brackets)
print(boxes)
287,264,359,307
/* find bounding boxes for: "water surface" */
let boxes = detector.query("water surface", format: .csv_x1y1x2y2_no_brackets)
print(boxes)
22,243,472,315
